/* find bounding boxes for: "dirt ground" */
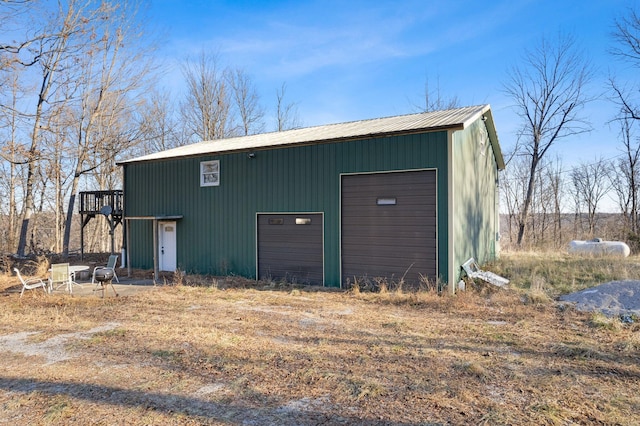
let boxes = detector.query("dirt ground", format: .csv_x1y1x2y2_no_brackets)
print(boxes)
0,275,639,425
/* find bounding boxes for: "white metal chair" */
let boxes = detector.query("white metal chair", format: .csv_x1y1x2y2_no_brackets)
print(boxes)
462,258,509,288
14,268,48,297
49,263,73,293
92,254,119,284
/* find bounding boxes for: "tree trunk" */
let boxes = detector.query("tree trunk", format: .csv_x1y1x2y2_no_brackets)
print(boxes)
8,159,17,252
517,155,539,246
63,161,85,256
16,61,55,255
631,165,638,234
63,192,77,256
16,147,39,256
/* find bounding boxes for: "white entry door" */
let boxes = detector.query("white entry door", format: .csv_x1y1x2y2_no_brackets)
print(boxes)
158,221,177,271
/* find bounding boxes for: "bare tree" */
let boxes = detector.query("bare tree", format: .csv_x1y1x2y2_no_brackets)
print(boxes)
137,89,185,155
413,75,460,112
510,156,567,248
503,33,593,246
547,158,566,246
513,157,565,248
229,68,264,136
0,0,48,70
607,6,640,245
500,154,529,246
570,159,612,237
275,82,301,131
40,124,71,253
611,118,640,235
609,7,640,121
1,0,98,256
61,0,156,255
0,0,156,256
0,70,25,252
180,51,233,141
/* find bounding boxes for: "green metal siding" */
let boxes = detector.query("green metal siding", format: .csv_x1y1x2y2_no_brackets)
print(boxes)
124,131,450,287
128,219,153,269
451,119,500,279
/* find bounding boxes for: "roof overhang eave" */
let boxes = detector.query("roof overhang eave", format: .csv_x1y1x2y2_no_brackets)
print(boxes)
117,124,465,166
124,215,184,220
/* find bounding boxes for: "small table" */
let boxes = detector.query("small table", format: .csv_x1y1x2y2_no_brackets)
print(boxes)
68,265,90,293
48,265,89,294
69,265,90,281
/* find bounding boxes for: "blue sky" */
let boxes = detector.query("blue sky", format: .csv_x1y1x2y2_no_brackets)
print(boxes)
146,0,636,166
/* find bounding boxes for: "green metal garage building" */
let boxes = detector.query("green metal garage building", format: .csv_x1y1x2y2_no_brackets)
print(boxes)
119,104,505,292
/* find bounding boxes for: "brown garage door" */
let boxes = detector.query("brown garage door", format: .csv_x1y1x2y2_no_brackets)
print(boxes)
257,213,324,285
341,170,437,287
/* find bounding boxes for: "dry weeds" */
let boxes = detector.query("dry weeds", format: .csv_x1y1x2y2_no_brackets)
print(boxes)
0,256,639,424
489,250,640,298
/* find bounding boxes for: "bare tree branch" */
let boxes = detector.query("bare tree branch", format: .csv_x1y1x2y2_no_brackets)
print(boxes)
229,68,264,136
503,33,594,246
610,8,640,64
275,82,301,131
180,50,233,141
609,7,640,123
411,75,459,113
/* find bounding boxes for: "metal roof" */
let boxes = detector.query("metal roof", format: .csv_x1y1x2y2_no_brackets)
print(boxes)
120,104,499,165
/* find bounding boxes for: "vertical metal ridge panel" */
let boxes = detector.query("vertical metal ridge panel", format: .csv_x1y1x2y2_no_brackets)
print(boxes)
451,119,500,280
125,130,450,285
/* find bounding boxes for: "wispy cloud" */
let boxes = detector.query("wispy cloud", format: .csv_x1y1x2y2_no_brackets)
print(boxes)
201,0,529,80
204,2,441,77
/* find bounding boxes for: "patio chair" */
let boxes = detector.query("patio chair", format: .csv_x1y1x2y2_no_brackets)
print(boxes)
91,254,119,285
49,263,73,293
14,268,48,297
461,258,509,288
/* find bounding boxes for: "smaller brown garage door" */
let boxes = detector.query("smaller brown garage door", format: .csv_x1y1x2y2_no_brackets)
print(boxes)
257,213,324,285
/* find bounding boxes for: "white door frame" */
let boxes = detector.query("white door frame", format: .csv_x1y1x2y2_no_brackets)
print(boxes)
158,221,177,271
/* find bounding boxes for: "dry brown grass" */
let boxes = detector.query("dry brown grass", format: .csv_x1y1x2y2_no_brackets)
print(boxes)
489,250,640,298
0,254,639,424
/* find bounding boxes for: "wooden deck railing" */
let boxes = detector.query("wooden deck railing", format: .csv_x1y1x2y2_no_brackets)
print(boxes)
79,190,124,215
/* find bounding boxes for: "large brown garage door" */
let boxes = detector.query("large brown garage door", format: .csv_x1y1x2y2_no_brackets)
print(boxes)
341,170,437,287
257,213,324,285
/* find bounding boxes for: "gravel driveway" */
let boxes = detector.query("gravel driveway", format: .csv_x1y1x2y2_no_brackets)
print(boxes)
559,281,640,317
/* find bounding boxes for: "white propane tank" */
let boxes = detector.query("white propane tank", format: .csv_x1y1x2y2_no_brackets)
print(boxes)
568,238,631,257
